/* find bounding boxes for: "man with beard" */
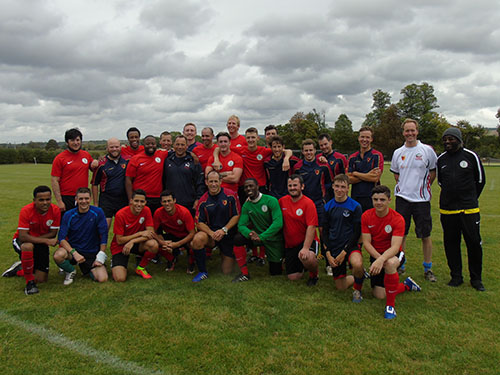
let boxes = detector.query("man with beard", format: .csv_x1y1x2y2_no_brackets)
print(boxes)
3,186,61,295
51,128,95,213
126,135,168,214
92,137,129,228
121,127,144,161
235,178,284,280
264,125,278,148
53,187,108,285
437,127,486,291
163,135,205,216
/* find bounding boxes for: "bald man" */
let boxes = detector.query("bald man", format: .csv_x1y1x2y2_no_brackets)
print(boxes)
92,138,129,227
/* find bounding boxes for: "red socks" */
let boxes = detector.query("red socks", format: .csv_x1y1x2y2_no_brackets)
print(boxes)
139,251,156,268
159,249,175,262
384,272,406,307
233,246,249,275
21,251,34,283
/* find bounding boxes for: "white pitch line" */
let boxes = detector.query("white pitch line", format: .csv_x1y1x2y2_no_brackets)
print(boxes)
489,178,495,190
0,310,165,375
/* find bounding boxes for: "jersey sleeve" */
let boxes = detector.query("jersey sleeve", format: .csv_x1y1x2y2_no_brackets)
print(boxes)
182,209,195,231
258,197,283,242
233,153,244,169
237,203,252,238
96,208,109,245
17,206,31,230
92,165,104,186
305,199,318,227
51,154,63,177
113,211,126,236
58,211,71,242
347,153,356,173
153,209,162,232
427,146,438,170
390,149,400,174
125,157,138,178
51,205,62,229
361,211,371,234
392,213,405,237
144,207,154,228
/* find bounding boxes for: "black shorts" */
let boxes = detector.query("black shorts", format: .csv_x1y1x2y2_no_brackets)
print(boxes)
216,230,237,258
159,233,188,257
62,195,76,212
352,196,372,212
369,251,405,288
395,197,432,238
284,241,319,275
329,248,362,280
111,243,141,268
13,238,49,273
99,193,128,218
146,197,161,215
70,251,98,276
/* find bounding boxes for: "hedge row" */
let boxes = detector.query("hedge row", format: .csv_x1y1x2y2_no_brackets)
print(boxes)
0,148,102,164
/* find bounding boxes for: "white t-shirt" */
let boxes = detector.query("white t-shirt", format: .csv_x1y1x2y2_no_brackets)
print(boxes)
390,140,437,202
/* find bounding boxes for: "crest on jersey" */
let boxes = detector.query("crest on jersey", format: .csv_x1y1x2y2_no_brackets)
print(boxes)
139,217,145,224
343,210,350,217
367,157,371,162
222,200,227,206
228,160,234,167
315,169,320,175
401,156,405,161
460,160,468,168
384,225,392,233
177,219,183,225
82,158,88,164
46,219,53,226
257,154,263,160
415,153,423,161
121,164,126,169
155,157,161,163
185,162,190,168
296,208,303,216
330,160,334,165
261,205,268,212
236,144,242,147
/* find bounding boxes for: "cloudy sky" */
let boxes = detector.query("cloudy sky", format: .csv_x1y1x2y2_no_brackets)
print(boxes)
1,0,499,143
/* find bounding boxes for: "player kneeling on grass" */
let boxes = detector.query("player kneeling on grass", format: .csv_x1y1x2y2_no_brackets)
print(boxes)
323,174,365,302
153,189,195,272
190,170,245,282
234,178,285,281
54,187,108,285
110,189,158,281
361,185,421,320
279,174,320,286
3,186,61,295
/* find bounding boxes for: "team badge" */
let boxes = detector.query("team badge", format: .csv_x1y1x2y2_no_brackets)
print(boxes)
46,219,53,226
460,160,468,168
367,157,371,162
222,200,227,206
155,157,161,163
315,169,320,175
257,154,263,161
261,205,268,212
401,156,405,161
415,153,423,161
121,164,126,169
82,158,88,164
296,208,303,216
236,144,242,147
342,210,350,217
177,219,183,225
330,160,334,165
185,162,190,168
385,225,392,233
228,160,234,167
139,217,145,224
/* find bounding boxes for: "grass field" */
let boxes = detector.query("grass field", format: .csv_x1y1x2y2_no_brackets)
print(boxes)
0,163,499,375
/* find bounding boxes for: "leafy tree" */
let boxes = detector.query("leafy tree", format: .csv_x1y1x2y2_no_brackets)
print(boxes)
397,82,438,121
277,110,329,150
45,139,59,150
332,114,357,154
363,89,391,127
456,120,485,151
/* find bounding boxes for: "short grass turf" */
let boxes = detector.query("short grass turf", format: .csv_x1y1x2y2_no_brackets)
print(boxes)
0,163,499,375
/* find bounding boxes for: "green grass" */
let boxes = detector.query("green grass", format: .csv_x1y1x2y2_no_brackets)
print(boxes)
0,163,499,375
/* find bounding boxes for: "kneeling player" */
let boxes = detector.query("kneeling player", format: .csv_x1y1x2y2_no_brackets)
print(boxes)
323,174,365,302
5,186,61,294
190,170,246,282
235,178,284,281
362,185,421,319
153,190,195,272
110,189,158,281
279,174,319,286
53,187,108,285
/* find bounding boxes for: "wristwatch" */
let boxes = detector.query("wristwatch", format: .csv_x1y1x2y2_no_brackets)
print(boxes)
222,227,228,235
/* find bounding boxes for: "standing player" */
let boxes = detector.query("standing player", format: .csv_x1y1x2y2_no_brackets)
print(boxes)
323,174,365,301
4,186,61,295
264,136,299,200
183,123,201,152
390,119,438,281
362,185,421,319
235,178,284,280
163,135,205,215
317,133,347,201
126,135,168,214
192,127,217,171
110,189,158,281
121,127,144,161
437,127,486,291
226,115,247,148
206,132,243,193
153,190,196,272
347,127,384,212
53,188,108,285
264,125,278,147
279,174,319,285
92,137,128,228
51,128,94,213
190,171,245,282
159,131,173,152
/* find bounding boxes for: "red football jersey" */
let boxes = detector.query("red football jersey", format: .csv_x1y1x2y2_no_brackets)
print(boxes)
230,135,247,149
279,194,318,248
361,208,405,253
207,151,244,192
126,150,167,198
13,203,61,240
121,145,144,161
232,146,273,186
51,150,93,196
110,205,154,255
153,204,195,238
192,144,217,171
